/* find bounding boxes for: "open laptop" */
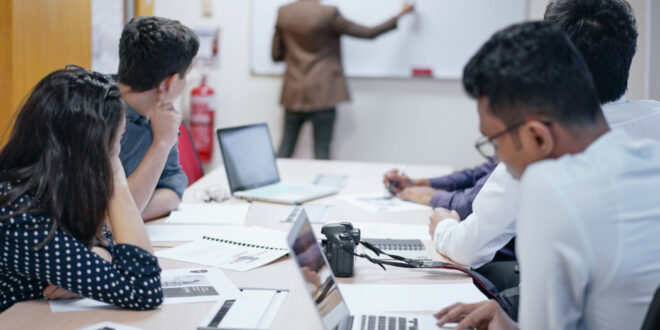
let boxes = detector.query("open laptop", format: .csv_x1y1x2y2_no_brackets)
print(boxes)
286,210,441,330
216,124,339,204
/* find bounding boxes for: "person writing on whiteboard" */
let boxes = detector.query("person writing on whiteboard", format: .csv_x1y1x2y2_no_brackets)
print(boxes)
272,0,414,160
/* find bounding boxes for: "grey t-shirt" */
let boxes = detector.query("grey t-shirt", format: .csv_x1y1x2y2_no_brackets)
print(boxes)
119,102,187,198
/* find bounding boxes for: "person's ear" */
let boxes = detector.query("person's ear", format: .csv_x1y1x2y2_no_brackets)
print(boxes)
523,120,554,159
158,73,180,96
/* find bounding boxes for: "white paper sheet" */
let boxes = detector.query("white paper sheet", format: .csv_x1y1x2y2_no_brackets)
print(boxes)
198,288,288,330
155,227,288,272
166,203,249,225
146,225,233,242
339,192,429,212
79,321,143,330
50,268,240,312
80,321,142,330
312,174,348,189
338,283,486,313
281,204,333,224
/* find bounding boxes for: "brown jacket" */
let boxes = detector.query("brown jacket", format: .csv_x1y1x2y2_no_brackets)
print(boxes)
272,0,399,112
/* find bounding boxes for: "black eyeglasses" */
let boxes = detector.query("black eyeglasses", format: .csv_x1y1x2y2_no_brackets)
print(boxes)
475,119,553,160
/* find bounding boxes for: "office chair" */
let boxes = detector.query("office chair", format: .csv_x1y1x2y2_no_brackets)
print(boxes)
177,121,204,186
641,286,660,330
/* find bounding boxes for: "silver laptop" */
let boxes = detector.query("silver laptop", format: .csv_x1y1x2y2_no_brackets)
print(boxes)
216,124,338,204
286,210,440,330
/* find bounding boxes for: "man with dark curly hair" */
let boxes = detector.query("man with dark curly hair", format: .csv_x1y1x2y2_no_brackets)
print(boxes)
116,17,199,221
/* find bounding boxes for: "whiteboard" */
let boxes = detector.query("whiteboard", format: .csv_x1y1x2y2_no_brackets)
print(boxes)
251,0,527,79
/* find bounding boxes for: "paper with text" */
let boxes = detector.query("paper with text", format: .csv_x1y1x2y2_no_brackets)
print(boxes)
49,268,239,313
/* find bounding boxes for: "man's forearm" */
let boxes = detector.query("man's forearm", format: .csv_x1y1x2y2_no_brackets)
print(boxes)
126,142,171,212
141,188,181,221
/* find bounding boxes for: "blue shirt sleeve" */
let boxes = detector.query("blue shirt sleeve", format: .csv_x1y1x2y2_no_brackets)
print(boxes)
429,169,494,219
156,142,188,198
428,160,497,191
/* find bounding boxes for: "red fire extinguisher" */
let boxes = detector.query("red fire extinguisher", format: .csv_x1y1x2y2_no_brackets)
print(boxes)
190,75,215,163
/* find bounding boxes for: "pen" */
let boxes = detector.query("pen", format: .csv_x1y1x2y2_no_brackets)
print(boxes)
387,164,409,196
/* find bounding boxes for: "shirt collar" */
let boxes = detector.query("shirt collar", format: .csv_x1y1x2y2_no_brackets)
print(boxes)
584,129,627,155
124,101,149,126
603,95,628,107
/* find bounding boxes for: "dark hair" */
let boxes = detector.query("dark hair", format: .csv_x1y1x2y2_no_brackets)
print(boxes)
0,69,125,248
462,21,602,129
117,16,199,92
544,0,638,103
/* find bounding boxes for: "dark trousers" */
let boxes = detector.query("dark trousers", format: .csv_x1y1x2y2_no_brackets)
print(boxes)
475,261,520,321
277,108,336,160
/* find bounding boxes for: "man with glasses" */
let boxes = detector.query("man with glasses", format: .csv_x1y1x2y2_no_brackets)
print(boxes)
435,20,660,329
430,0,659,287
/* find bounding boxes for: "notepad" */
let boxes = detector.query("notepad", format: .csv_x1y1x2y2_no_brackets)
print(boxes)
361,238,430,260
155,227,288,272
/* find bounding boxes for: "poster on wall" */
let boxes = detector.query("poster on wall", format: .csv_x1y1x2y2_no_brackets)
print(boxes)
91,0,124,74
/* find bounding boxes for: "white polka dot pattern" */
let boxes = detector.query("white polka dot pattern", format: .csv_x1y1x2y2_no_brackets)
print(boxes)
0,182,163,312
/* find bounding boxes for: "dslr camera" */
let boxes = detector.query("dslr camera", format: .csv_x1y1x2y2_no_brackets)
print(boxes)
320,222,360,277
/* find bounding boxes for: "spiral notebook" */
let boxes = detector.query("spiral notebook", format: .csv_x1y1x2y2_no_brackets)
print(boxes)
362,238,430,260
156,227,288,272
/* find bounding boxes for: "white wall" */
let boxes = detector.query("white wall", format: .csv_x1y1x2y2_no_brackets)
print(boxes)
154,0,651,172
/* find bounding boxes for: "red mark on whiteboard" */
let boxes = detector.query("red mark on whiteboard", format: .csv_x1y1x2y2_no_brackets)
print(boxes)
412,68,433,77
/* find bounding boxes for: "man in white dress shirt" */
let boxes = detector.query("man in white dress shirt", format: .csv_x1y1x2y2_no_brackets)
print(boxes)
430,0,660,278
434,19,660,330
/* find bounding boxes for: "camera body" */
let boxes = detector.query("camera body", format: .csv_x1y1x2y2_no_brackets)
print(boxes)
321,222,360,277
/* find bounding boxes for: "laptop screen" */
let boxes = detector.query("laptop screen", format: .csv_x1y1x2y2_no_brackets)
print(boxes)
216,124,280,192
287,210,352,330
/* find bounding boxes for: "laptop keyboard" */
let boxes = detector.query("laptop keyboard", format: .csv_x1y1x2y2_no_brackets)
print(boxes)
359,315,419,330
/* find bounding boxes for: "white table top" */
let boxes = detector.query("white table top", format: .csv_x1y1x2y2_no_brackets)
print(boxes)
0,159,473,330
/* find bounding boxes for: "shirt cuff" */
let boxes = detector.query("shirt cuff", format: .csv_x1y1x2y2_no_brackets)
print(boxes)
429,190,454,209
433,217,460,243
428,177,457,191
156,171,188,198
112,244,161,276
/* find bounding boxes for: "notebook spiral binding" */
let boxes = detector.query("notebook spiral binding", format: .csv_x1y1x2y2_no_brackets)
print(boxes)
201,235,288,251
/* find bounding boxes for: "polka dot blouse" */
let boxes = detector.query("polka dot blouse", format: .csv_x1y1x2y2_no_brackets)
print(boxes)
0,181,163,312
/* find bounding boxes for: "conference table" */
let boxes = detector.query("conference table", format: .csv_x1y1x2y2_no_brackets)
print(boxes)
0,159,481,329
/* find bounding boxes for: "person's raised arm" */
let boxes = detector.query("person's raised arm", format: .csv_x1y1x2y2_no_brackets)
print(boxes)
126,96,181,218
272,25,285,62
331,2,414,39
110,155,154,253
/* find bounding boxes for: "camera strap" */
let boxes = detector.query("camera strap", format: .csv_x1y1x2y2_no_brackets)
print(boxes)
348,240,507,312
